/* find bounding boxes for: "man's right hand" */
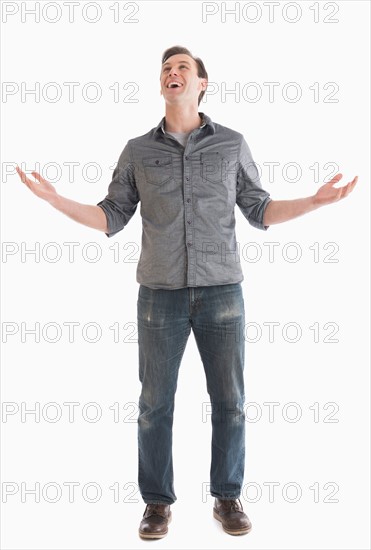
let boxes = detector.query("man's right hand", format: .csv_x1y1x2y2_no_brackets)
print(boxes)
16,166,58,203
15,165,108,233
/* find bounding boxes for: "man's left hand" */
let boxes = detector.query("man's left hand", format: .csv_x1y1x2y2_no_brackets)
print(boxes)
313,173,358,206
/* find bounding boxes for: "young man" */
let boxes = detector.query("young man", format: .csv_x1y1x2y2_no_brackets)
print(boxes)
16,46,357,540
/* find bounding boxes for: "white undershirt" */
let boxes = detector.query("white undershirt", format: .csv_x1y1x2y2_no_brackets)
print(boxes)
166,131,191,147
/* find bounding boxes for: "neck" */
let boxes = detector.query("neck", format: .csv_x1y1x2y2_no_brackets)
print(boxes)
164,104,202,133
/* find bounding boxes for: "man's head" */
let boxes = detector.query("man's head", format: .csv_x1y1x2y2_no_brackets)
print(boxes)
160,46,208,107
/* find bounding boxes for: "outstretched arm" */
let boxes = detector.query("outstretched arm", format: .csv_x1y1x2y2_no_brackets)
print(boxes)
16,166,108,232
263,173,358,226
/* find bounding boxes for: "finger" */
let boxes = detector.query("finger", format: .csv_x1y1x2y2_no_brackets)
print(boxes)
349,180,357,192
341,187,350,199
16,167,31,185
16,166,24,177
17,167,39,183
326,173,343,187
15,166,24,180
345,177,358,194
15,167,37,189
31,171,48,184
343,176,358,189
341,181,355,199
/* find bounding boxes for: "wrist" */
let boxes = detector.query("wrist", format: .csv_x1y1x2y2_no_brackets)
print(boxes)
310,194,320,208
48,193,61,208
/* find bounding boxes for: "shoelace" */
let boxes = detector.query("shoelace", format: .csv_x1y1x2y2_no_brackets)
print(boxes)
145,504,167,518
223,498,243,513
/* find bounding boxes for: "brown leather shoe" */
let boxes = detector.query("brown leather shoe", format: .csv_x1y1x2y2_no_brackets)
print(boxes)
139,503,172,539
213,498,252,535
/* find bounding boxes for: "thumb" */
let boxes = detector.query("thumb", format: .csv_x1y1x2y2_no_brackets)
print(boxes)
327,173,343,186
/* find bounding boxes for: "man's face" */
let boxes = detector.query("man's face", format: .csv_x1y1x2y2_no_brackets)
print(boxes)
160,53,207,106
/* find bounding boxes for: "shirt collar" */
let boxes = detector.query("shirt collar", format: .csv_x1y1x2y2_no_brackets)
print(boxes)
154,112,215,136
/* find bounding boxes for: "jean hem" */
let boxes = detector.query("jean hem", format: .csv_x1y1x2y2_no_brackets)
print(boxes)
210,494,241,500
143,499,176,505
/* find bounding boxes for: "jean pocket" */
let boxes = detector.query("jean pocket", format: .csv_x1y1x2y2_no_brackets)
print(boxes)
143,155,173,186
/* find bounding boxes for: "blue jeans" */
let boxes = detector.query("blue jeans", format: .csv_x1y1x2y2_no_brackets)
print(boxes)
137,283,246,504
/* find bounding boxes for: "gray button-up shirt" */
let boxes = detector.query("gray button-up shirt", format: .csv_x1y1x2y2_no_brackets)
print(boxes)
97,112,272,289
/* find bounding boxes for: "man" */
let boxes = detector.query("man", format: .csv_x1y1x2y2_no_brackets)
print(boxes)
16,45,357,539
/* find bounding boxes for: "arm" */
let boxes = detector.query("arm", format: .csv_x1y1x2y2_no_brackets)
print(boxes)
16,166,108,232
263,173,358,226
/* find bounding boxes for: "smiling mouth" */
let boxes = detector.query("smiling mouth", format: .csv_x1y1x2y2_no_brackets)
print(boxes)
167,82,183,89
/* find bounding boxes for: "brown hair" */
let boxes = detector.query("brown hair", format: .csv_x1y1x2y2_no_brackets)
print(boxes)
161,46,208,106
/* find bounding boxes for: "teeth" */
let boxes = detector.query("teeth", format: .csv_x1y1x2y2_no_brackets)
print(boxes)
168,82,182,88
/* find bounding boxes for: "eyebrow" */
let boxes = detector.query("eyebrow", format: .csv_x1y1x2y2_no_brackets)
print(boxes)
162,60,191,68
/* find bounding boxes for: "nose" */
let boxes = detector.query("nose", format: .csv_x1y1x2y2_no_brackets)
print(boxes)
168,66,179,77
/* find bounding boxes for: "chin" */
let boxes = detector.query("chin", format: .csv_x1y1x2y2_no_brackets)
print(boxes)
165,97,182,105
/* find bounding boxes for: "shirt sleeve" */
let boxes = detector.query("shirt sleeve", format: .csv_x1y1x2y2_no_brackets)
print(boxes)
236,136,272,230
96,141,140,238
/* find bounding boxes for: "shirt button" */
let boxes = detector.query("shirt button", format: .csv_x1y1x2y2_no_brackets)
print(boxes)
186,177,189,181
187,242,192,246
187,220,191,224
185,156,188,160
187,198,191,203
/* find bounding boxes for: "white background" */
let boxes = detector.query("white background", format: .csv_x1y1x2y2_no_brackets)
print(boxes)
1,1,370,549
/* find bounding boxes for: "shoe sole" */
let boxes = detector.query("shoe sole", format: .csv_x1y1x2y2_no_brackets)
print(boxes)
213,509,252,536
138,513,172,539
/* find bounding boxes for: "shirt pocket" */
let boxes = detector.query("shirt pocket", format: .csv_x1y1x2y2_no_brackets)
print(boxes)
200,152,223,183
142,155,173,186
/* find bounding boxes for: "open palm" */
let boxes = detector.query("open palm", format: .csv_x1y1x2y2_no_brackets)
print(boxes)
314,173,358,206
16,166,58,203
